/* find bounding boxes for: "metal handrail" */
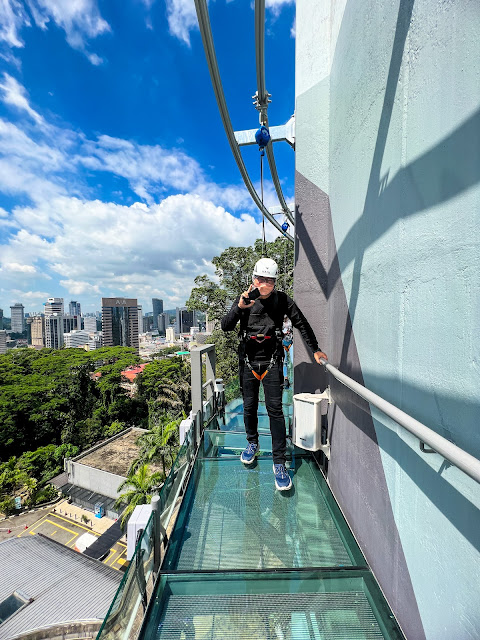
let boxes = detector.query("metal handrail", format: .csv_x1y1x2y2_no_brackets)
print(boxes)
194,0,294,242
321,359,480,485
255,0,295,226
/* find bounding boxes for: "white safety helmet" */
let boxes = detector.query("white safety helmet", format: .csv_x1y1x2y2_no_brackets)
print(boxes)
253,258,278,280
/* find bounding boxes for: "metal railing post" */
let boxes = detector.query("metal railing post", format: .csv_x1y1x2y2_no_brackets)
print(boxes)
151,495,161,578
190,348,203,423
205,347,216,403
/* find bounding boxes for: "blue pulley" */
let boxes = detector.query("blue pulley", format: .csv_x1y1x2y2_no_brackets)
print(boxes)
281,221,289,232
255,125,271,151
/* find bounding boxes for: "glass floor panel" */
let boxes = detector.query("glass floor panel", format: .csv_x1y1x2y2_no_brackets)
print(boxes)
163,456,362,571
141,571,405,640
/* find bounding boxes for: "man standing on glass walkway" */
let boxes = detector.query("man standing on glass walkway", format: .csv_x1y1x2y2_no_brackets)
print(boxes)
221,258,328,491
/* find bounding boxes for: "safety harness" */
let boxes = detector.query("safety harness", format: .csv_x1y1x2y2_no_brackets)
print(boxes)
240,328,283,381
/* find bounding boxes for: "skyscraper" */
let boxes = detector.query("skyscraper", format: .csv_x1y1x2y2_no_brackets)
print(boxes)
176,307,197,334
137,305,143,334
158,312,168,336
44,298,64,349
10,303,25,333
102,298,139,350
0,308,3,330
69,301,81,317
152,298,163,329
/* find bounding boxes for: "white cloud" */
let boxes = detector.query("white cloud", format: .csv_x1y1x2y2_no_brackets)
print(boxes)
166,0,198,46
265,0,295,10
0,0,110,63
3,262,36,273
60,279,100,295
0,76,285,311
0,194,279,308
0,73,44,124
166,0,295,45
0,0,29,47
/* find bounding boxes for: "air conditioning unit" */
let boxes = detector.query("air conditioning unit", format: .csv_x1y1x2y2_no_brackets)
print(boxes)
293,391,331,457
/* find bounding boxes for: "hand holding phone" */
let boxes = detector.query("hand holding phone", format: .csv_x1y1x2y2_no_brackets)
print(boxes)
239,285,260,309
244,287,261,303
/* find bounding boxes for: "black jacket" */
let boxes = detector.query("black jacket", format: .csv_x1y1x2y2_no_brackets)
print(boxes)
221,290,320,364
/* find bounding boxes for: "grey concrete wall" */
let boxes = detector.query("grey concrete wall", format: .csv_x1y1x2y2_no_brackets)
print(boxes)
295,0,480,638
66,459,125,500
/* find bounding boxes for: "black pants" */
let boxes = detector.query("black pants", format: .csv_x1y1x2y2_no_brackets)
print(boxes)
240,360,286,465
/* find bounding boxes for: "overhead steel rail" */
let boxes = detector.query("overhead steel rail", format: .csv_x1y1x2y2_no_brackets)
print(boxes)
194,0,294,242
321,359,480,485
254,0,295,226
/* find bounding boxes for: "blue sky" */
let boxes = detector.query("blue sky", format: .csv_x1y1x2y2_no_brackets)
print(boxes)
0,0,296,315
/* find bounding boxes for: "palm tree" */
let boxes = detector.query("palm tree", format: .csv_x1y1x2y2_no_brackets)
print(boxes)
129,413,181,477
114,463,163,529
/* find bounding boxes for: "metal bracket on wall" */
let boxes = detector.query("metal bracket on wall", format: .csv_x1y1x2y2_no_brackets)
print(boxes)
318,440,331,460
317,385,332,404
420,441,437,454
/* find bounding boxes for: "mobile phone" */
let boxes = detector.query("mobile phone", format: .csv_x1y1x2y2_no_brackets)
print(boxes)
242,287,261,304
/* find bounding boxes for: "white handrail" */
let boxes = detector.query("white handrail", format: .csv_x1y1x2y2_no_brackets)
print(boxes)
321,360,480,485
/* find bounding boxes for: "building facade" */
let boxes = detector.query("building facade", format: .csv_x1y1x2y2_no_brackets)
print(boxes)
165,326,175,344
152,298,163,328
0,308,3,330
69,301,81,317
10,303,24,333
101,298,139,350
30,315,45,348
294,2,480,638
176,307,197,334
0,330,6,355
83,316,97,332
44,298,64,349
64,330,90,349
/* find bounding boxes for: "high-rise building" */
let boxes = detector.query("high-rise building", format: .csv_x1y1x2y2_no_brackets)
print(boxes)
69,301,81,317
30,316,45,349
101,298,139,350
137,306,143,334
158,312,168,336
152,298,163,328
83,316,97,332
0,308,3,330
0,330,6,355
10,303,25,333
176,307,197,334
44,298,64,349
45,297,64,316
63,315,80,333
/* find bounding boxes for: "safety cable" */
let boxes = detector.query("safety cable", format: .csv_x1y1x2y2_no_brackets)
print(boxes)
260,151,266,255
194,0,294,242
255,0,295,226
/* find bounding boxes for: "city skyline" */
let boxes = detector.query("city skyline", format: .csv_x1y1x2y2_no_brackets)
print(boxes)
0,1,295,312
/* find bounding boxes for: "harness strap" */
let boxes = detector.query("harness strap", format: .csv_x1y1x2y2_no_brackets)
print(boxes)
244,353,277,381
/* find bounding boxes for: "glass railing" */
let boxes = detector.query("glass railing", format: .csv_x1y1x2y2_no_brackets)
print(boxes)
96,409,207,640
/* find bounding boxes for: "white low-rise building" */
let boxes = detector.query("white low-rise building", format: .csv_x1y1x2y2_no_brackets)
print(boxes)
64,330,90,348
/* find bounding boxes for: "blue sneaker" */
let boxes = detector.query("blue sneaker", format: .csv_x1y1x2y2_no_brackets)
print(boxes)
273,464,292,491
240,442,259,464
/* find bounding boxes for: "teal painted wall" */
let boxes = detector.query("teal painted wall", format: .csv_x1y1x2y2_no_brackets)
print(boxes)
295,1,480,638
